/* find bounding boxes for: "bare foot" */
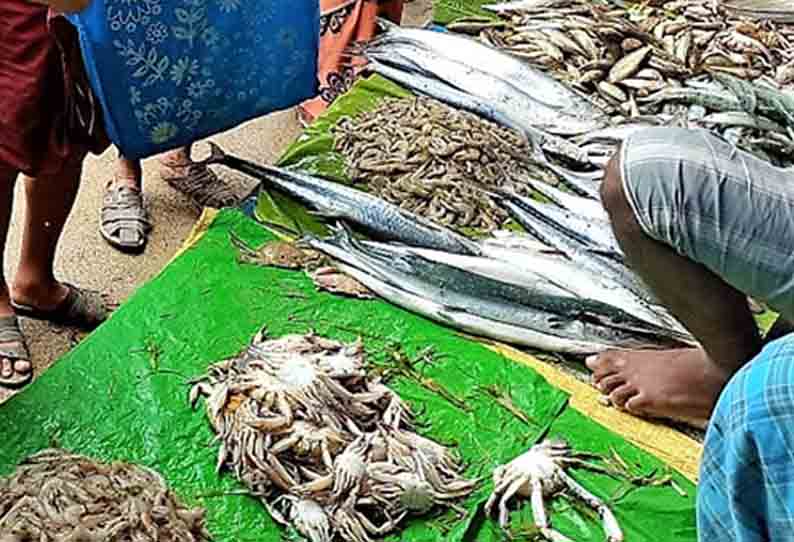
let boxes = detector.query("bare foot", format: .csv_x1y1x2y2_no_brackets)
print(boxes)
586,348,732,427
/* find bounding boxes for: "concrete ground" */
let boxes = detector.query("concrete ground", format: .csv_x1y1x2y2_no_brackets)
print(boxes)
0,0,433,404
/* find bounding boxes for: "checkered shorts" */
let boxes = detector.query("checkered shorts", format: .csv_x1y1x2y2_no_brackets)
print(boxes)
620,127,794,321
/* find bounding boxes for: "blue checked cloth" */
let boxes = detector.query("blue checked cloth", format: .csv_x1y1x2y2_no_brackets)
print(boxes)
699,334,794,541
67,0,319,159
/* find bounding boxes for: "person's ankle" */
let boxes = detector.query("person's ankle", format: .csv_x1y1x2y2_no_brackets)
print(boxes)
11,275,65,308
108,176,141,191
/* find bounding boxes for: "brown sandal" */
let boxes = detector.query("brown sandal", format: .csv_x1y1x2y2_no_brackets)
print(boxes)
161,161,240,209
0,315,32,388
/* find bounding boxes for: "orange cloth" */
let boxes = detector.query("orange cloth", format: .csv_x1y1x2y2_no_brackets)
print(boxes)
299,0,403,124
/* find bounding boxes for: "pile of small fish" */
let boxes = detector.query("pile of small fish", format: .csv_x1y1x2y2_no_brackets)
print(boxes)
465,0,694,111
0,449,210,542
466,0,794,95
722,0,794,23
188,330,477,542
333,96,556,230
440,0,794,166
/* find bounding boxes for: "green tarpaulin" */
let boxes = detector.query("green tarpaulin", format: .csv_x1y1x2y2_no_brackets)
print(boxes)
0,209,696,541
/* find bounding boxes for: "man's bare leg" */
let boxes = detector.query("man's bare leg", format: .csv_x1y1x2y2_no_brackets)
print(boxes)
586,153,762,425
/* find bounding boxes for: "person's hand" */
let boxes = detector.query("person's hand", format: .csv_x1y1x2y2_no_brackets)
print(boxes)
29,0,92,14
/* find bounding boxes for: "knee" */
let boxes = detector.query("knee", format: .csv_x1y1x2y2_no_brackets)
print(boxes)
599,150,641,238
599,152,626,216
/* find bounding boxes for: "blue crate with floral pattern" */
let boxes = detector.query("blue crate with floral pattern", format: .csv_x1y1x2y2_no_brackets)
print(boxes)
68,0,319,159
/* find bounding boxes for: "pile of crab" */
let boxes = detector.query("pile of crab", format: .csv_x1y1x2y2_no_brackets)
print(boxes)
188,330,478,542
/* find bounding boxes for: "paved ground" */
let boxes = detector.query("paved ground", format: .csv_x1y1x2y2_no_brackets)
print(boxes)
0,0,433,404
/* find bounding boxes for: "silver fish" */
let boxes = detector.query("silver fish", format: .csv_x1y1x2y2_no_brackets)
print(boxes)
479,232,696,344
499,191,622,256
374,21,606,122
200,143,481,255
523,178,610,222
308,228,684,354
498,203,691,338
364,40,601,136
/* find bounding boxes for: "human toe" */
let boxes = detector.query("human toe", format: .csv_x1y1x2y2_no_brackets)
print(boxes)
597,374,626,394
13,359,31,374
586,351,625,378
609,383,638,408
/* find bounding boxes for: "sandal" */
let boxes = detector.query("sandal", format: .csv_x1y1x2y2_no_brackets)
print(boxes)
0,315,32,388
100,183,151,253
11,283,109,331
161,161,239,209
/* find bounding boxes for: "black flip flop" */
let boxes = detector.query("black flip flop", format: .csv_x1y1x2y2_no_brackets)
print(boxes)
11,284,109,331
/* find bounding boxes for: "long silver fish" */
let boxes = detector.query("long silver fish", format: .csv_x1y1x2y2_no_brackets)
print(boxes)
376,20,605,119
328,257,613,354
543,162,603,199
501,198,649,294
307,228,684,354
498,202,692,338
498,191,622,256
304,233,684,354
371,241,696,343
199,143,481,255
364,40,600,136
523,178,609,222
478,232,695,343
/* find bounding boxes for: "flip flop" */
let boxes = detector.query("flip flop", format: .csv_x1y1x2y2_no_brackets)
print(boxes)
11,284,109,331
161,161,240,210
0,315,32,388
100,183,151,253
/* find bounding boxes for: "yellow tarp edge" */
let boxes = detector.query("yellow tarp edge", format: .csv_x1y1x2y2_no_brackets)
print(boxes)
176,208,702,483
169,208,220,265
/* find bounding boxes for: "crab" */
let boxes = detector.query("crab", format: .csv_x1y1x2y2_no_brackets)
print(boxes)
331,495,406,542
310,266,375,300
295,435,370,499
231,236,324,270
311,337,367,380
267,496,332,542
235,355,367,432
354,379,413,429
386,428,464,479
485,439,623,542
269,420,348,469
363,460,473,517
